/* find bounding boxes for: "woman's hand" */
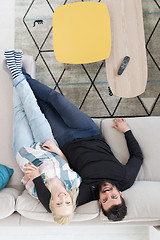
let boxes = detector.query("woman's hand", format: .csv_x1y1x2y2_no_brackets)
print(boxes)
23,174,30,182
112,118,130,133
24,162,40,180
42,139,58,152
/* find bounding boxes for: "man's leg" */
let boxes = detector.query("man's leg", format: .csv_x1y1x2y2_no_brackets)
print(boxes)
36,99,76,147
22,68,101,143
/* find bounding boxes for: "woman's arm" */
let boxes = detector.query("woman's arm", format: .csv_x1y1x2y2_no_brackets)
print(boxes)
42,140,69,164
33,176,51,212
24,163,51,212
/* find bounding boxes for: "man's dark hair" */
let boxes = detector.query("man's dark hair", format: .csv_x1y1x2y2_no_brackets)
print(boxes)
101,196,127,221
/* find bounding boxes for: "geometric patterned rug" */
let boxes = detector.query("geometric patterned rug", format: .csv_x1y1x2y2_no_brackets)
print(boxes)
15,0,160,117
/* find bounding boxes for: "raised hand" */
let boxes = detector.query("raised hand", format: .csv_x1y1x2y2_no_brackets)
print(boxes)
112,118,130,133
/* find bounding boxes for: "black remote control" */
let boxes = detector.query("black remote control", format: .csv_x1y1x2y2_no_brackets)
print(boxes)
117,56,130,75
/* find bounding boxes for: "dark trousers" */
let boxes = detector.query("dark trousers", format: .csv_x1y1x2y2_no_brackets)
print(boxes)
22,68,101,148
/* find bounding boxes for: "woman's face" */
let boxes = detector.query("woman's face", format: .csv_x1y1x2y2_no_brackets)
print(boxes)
51,188,73,217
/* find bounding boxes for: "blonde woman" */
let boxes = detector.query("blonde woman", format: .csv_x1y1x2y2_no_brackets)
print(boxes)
4,50,81,225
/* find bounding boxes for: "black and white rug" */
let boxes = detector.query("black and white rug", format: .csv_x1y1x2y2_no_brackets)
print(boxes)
15,0,160,117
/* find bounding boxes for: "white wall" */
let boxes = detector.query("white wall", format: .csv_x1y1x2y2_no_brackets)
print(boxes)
0,0,15,53
0,0,15,171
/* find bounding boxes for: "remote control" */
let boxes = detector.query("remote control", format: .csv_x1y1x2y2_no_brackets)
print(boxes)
117,56,130,75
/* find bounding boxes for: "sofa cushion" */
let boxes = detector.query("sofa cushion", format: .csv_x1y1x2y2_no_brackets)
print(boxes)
22,55,36,79
101,117,160,181
0,188,20,219
16,190,99,222
0,164,14,190
100,181,160,223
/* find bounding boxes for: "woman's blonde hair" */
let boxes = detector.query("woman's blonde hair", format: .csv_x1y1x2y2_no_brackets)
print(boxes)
45,177,79,225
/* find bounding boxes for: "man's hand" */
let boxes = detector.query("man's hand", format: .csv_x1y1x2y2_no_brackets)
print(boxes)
42,139,58,152
112,118,130,133
42,139,69,164
24,162,40,180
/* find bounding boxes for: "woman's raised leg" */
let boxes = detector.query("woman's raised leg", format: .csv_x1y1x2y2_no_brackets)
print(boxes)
4,50,58,152
13,88,35,157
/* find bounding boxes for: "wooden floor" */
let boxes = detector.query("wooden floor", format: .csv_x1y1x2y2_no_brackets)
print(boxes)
0,225,149,240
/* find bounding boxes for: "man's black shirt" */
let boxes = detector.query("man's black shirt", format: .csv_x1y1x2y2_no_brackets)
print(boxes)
33,130,143,211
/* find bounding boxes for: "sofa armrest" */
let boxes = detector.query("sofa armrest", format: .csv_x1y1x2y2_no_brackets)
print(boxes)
22,55,36,79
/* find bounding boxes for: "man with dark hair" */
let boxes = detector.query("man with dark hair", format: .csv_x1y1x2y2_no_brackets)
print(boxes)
99,182,127,221
22,68,143,221
102,197,127,221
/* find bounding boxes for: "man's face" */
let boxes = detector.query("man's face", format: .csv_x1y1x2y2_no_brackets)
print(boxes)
99,182,123,211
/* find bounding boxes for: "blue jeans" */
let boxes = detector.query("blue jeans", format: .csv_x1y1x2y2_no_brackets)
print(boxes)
13,74,57,157
22,68,101,148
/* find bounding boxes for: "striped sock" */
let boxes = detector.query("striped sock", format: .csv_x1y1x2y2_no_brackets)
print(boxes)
4,50,21,79
14,49,23,74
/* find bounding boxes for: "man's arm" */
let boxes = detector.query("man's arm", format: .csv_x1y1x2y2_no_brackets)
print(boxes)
113,118,143,190
76,182,97,206
112,118,143,160
123,130,143,188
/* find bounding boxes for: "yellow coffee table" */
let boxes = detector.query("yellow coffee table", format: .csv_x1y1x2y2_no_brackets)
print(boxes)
103,0,148,98
53,2,111,64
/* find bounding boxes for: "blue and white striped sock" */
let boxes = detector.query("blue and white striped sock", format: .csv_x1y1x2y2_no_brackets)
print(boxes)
4,49,21,79
14,49,23,74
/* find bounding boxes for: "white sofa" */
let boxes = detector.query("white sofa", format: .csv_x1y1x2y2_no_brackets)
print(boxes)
1,55,160,227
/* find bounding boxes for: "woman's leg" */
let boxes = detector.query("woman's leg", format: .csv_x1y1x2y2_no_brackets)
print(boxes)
5,50,58,153
14,78,58,145
13,88,35,157
22,68,101,142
